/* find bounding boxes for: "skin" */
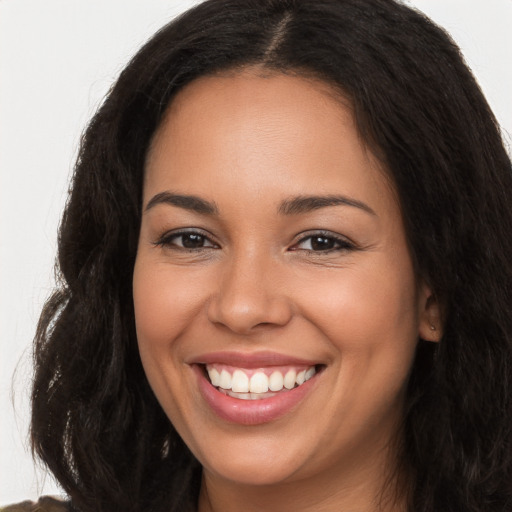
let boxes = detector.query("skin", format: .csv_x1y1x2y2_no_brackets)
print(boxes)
133,70,440,512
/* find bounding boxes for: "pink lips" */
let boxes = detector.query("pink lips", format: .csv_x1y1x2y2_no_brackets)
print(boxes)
190,351,321,425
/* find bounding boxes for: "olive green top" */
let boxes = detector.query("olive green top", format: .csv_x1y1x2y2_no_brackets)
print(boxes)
0,497,69,512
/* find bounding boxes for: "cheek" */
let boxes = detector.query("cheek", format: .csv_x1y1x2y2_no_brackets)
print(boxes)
305,267,416,333
296,257,420,378
133,259,206,353
132,260,210,418
132,259,203,424
313,265,419,425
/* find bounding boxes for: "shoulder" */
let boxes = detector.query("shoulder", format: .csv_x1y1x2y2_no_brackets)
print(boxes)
0,497,70,512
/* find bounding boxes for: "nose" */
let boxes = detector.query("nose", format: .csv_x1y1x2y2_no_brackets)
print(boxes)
207,251,293,335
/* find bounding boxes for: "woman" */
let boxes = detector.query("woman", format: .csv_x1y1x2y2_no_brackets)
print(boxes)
5,0,512,510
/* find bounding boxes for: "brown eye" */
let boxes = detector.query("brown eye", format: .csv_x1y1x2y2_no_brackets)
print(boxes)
155,230,217,250
310,236,336,251
292,232,355,252
180,233,207,248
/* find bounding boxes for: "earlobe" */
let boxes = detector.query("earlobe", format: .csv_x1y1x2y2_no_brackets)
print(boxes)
418,284,442,342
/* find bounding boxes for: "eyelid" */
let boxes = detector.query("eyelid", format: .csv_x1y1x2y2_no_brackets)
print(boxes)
152,227,355,253
153,228,219,249
290,230,356,252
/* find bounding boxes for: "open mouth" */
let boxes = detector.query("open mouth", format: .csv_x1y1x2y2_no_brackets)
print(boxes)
202,363,324,401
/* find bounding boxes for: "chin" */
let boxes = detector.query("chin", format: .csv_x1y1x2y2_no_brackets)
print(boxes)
203,456,301,487
191,431,312,487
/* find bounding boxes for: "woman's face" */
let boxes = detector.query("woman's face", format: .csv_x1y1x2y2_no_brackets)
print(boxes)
133,71,438,489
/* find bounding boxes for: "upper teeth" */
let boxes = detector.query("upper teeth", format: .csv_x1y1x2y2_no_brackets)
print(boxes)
206,365,316,393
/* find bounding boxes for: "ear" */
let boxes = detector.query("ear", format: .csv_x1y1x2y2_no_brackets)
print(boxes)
418,282,442,342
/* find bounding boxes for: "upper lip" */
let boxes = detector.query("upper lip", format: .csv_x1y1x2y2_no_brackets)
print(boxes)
188,350,321,368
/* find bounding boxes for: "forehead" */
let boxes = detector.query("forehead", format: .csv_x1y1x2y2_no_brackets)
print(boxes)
144,70,395,214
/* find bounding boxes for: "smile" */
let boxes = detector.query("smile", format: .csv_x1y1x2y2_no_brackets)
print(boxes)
191,353,324,425
206,364,317,399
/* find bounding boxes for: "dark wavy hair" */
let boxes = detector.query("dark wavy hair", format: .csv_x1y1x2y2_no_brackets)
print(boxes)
31,0,512,511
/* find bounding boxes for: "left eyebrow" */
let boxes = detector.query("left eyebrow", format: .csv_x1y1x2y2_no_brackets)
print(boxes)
278,195,377,216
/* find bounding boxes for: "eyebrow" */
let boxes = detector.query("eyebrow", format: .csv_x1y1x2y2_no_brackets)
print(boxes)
278,195,376,216
145,192,219,215
145,191,376,217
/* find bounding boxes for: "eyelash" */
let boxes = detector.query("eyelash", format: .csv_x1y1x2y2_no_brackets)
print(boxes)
291,231,356,253
154,229,356,254
154,230,218,251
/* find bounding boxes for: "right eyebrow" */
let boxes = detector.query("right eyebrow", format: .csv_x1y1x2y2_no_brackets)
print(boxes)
144,191,219,216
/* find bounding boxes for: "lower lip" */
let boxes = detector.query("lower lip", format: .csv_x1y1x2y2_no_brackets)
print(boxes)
193,365,319,425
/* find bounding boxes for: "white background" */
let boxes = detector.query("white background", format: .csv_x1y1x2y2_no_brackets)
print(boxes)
1,0,511,505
